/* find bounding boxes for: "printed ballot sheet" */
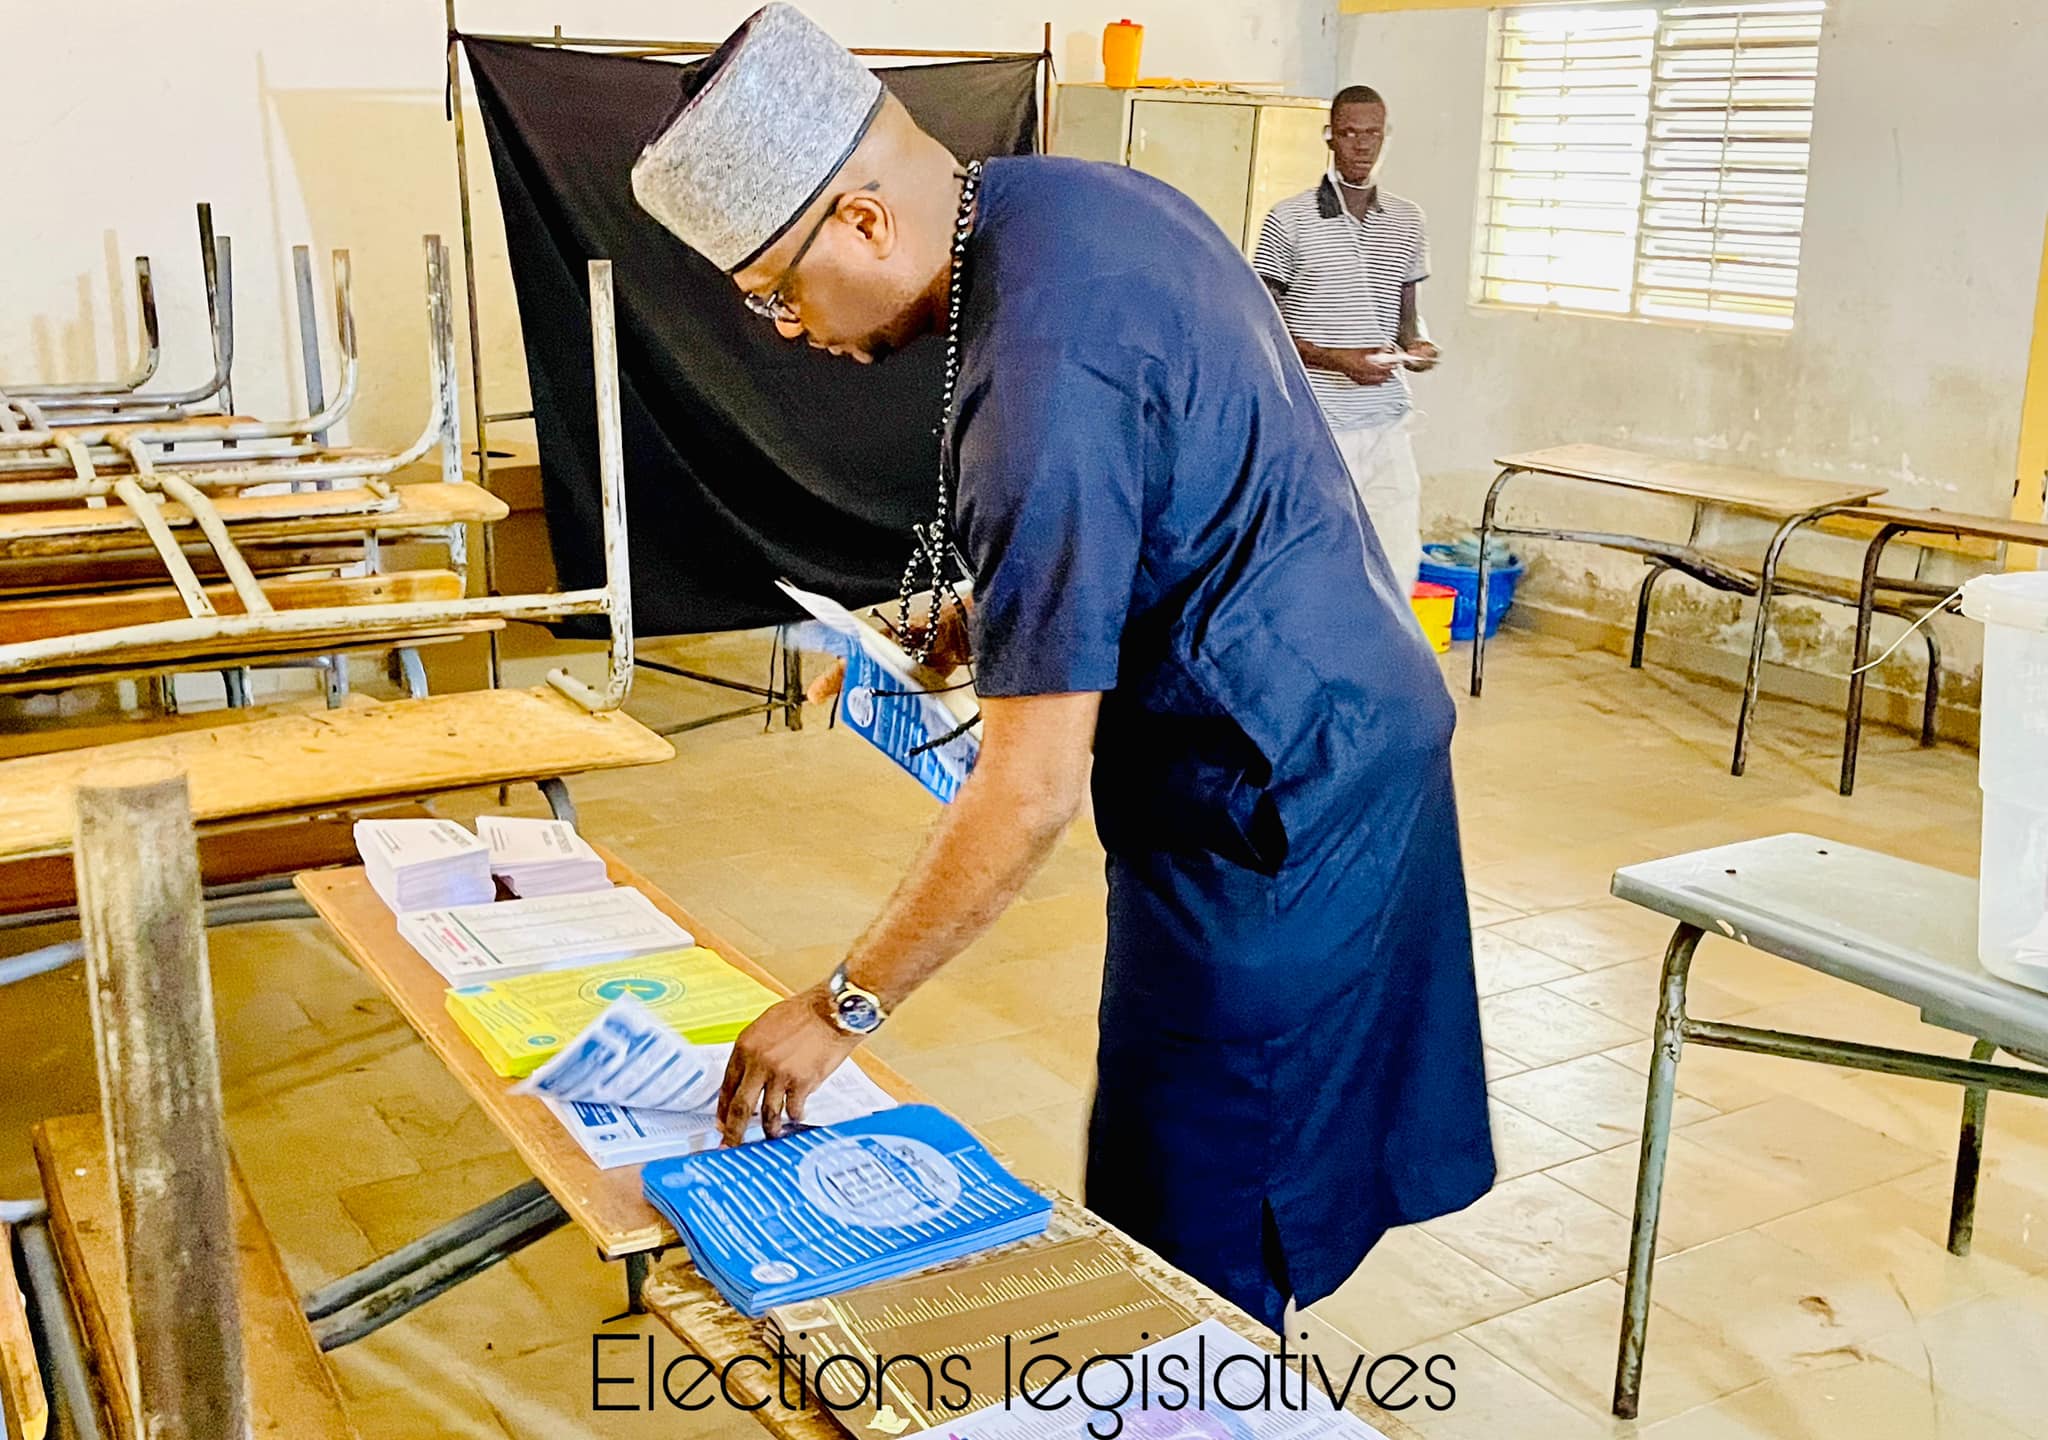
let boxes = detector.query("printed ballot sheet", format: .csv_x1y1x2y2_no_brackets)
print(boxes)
398,887,692,983
544,1051,897,1167
777,579,979,803
902,1320,1392,1440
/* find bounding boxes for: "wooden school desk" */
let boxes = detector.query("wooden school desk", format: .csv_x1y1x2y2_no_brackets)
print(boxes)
299,849,1423,1437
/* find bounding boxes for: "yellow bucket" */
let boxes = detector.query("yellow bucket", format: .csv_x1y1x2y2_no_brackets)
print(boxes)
1411,582,1455,654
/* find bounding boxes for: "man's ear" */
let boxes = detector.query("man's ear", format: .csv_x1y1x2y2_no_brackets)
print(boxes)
840,194,896,258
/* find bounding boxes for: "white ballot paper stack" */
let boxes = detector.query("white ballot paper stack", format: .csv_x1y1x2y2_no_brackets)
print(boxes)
353,819,495,914
397,887,691,984
476,815,610,898
518,999,895,1167
903,1319,1393,1440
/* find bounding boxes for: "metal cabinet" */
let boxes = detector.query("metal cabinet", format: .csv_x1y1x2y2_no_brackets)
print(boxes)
1052,84,1330,253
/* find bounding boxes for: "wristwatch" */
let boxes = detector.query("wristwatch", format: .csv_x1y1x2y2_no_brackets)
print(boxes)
824,962,889,1035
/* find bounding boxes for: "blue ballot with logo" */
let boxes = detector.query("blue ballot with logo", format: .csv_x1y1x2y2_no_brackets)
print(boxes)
642,1105,1052,1315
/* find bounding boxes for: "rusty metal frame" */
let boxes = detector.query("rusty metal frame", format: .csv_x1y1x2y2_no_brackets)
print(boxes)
0,254,634,714
0,205,234,428
3,257,161,401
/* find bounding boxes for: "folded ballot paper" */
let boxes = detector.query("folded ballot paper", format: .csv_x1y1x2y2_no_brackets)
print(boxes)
643,1105,1052,1316
476,815,611,898
445,947,777,1078
519,999,895,1167
778,580,979,804
399,887,692,984
353,819,495,913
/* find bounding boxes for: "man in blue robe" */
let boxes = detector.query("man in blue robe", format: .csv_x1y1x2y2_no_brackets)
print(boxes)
631,3,1493,1328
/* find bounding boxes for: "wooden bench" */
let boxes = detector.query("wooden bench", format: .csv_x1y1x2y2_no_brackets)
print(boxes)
33,1115,356,1440
0,687,670,864
0,1223,48,1440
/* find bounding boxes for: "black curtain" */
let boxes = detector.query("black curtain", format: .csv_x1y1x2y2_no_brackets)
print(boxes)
463,38,1040,636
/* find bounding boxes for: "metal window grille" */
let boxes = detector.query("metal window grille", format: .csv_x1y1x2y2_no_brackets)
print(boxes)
1478,1,1823,330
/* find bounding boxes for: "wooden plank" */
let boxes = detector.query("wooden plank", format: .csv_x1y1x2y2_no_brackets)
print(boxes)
293,848,906,1259
0,622,496,692
0,484,506,561
1836,503,2048,550
32,1116,356,1440
0,1224,48,1440
0,687,672,861
0,570,464,645
1494,443,1883,516
0,549,363,598
0,803,430,918
0,694,356,764
73,765,248,1440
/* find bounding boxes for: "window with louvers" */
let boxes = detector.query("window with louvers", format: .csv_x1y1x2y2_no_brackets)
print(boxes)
1478,2,1823,330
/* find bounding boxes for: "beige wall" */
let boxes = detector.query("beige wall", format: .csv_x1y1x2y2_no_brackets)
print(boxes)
1339,1,2048,703
3,1,1337,449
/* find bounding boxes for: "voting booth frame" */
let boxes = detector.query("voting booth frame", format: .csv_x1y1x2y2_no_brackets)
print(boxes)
441,4,1054,734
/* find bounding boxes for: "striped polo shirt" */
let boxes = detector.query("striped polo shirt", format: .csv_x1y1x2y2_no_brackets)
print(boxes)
1253,179,1429,430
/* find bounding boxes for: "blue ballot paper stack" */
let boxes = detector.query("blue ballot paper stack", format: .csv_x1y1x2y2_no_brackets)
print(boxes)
642,1105,1052,1316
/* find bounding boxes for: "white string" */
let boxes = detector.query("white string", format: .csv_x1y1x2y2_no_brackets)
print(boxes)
1829,583,1965,679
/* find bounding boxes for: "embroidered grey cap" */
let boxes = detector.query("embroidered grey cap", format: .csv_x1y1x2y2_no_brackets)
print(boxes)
630,3,885,274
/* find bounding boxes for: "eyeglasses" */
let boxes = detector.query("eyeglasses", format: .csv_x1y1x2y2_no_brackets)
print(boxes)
743,180,881,325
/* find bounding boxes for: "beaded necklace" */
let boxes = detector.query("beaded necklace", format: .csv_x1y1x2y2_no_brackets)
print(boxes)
894,158,983,665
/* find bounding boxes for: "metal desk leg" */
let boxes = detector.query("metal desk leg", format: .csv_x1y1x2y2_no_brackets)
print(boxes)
624,1250,653,1317
306,1180,568,1350
1732,508,1827,778
538,776,577,826
1613,922,1702,1420
1919,623,1942,748
1839,525,1900,796
1470,469,1515,698
1948,1038,1998,1257
1632,563,1672,670
785,638,805,733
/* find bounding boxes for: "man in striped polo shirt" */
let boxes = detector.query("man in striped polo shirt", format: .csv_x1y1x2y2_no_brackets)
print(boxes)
1253,85,1439,591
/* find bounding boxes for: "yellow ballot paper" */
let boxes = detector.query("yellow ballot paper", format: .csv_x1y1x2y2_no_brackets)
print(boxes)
444,947,778,1078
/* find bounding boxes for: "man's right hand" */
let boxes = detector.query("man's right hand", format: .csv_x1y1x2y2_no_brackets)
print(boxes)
1342,348,1402,386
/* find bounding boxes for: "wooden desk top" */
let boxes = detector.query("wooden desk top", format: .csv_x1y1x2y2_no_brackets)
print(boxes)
0,687,671,862
296,849,919,1260
32,1115,356,1440
1495,443,1883,517
1844,503,2048,548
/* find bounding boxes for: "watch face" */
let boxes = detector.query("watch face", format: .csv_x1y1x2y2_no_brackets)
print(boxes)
835,992,883,1034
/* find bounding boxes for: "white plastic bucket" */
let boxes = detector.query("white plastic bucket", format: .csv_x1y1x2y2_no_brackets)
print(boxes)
1960,570,2048,992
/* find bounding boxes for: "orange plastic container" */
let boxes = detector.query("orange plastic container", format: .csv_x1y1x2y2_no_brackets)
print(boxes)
1411,581,1456,654
1103,19,1144,89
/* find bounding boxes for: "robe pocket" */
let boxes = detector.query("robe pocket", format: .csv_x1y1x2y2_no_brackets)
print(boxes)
1094,715,1290,875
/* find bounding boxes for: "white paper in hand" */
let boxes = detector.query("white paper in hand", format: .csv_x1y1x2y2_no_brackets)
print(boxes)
515,998,721,1112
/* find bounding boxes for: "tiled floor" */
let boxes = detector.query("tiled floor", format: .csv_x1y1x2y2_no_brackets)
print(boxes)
4,626,2045,1439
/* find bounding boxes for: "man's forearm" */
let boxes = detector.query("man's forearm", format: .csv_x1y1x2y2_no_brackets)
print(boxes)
842,751,1079,1010
1292,335,1354,374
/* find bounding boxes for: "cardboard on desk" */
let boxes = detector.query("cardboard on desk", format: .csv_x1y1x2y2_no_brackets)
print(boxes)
770,1234,1196,1437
